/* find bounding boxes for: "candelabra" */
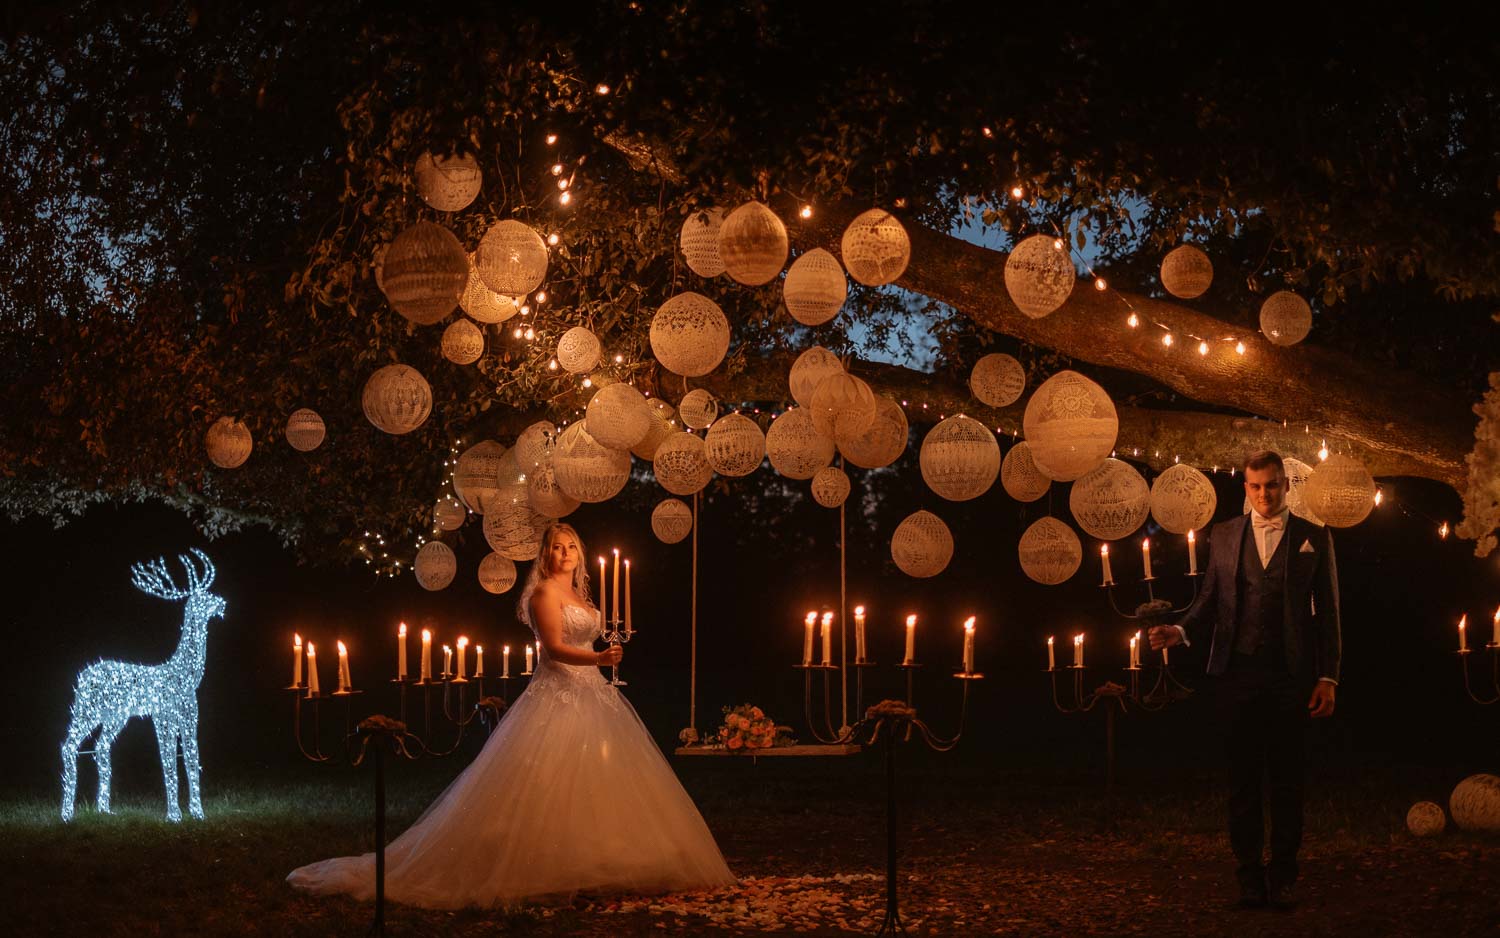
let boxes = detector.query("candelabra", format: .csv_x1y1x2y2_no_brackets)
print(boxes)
1456,632,1500,705
600,616,633,686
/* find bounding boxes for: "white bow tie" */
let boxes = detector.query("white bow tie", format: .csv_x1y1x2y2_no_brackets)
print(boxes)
1252,514,1284,532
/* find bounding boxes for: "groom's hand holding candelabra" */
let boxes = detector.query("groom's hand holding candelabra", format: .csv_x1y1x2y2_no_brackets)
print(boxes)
1147,624,1182,653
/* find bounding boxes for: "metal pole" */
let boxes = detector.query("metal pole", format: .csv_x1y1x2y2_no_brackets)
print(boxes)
1105,703,1116,821
839,489,848,729
689,491,699,734
372,742,386,937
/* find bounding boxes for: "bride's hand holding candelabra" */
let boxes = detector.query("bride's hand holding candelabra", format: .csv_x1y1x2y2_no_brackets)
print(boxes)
595,643,624,668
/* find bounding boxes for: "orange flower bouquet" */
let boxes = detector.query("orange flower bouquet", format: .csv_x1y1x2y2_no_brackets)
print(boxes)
713,703,795,751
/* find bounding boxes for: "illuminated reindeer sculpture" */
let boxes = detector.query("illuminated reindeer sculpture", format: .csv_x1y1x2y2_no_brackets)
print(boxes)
61,549,225,822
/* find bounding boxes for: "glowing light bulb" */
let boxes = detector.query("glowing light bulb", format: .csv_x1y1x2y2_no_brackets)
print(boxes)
1094,277,1107,291
1318,441,1329,461
548,359,558,370
614,354,624,363
1010,185,1023,198
799,204,813,219
512,327,523,338
1440,521,1450,539
1162,333,1174,348
523,327,534,341
1053,238,1064,251
1127,313,1140,328
545,133,558,145
520,304,531,315
547,233,560,246
535,291,547,303
557,177,569,190
981,126,994,137
582,377,593,388
1235,340,1246,355
1374,488,1383,506
595,82,611,95
551,163,564,176
559,190,572,206
1198,341,1209,356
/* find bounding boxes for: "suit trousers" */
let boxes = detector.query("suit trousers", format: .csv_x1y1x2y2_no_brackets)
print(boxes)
1215,647,1308,888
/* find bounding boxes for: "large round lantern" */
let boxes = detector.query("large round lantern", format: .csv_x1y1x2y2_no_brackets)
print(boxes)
1160,245,1214,299
679,208,727,278
440,318,485,365
1243,456,1323,525
1301,453,1376,528
632,399,677,461
969,353,1026,408
651,292,731,377
1000,441,1051,502
285,408,326,452
783,248,847,325
477,219,548,298
705,412,765,477
1069,458,1150,541
527,461,580,518
1017,517,1083,585
381,221,468,325
557,326,601,374
453,440,508,514
461,255,520,323
919,415,1000,501
809,372,877,444
890,510,954,578
811,466,851,508
840,395,908,469
553,421,631,503
652,498,694,544
586,383,651,451
483,498,548,561
206,417,252,468
414,541,457,591
1406,802,1446,838
789,346,844,408
653,431,714,496
512,421,556,474
433,497,466,531
1450,774,1500,833
678,388,719,431
841,208,911,286
1150,464,1218,534
766,407,836,480
1004,234,1076,319
362,364,432,435
1260,291,1312,346
717,201,788,286
478,553,518,595
414,151,482,212
1022,370,1118,481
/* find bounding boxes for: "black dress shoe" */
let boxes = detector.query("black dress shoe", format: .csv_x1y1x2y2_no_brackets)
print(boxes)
1268,880,1299,910
1235,880,1268,908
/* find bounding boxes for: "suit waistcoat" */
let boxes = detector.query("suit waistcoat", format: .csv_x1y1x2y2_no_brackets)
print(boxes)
1234,519,1288,655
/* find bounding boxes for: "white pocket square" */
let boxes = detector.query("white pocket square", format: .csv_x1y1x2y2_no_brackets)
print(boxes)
1299,540,1315,553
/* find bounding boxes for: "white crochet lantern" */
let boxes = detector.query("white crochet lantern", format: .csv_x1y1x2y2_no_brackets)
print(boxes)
512,421,556,474
553,421,631,503
1450,774,1500,833
1301,453,1376,528
414,541,457,591
890,510,954,578
841,208,911,286
811,466,851,508
652,498,694,544
284,408,325,452
705,412,765,477
766,406,836,480
839,395,909,470
1022,370,1118,481
433,497,466,531
1017,517,1083,585
483,497,548,561
1004,234,1076,319
1160,245,1214,299
678,388,719,430
651,292,731,377
527,461,580,518
1150,464,1218,534
381,221,468,325
680,207,727,278
653,431,714,496
1000,441,1051,503
919,415,1000,502
632,399,677,461
1406,801,1446,838
717,201,788,286
205,417,252,469
477,219,548,298
969,353,1026,408
460,255,520,324
1069,458,1150,541
782,248,848,325
809,372,877,444
413,151,482,212
452,440,509,514
1260,291,1312,346
362,364,432,436
789,346,845,408
1243,456,1323,525
477,553,518,595
585,382,651,450
440,318,485,365
557,326,601,374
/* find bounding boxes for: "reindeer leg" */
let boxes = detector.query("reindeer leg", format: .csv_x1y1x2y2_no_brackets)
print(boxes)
59,716,92,822
154,719,182,823
181,727,203,820
95,716,127,815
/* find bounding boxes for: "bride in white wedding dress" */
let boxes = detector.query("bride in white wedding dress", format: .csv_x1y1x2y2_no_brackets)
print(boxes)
288,522,734,909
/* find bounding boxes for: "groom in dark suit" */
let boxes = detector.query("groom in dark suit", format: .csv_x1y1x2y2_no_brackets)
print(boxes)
1149,450,1340,911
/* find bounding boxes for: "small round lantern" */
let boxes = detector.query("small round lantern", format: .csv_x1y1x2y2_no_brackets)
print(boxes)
678,388,719,431
440,318,485,365
782,248,847,326
362,364,432,435
969,353,1026,408
1450,774,1500,833
477,553,518,595
679,208,727,278
765,406,836,480
1149,463,1218,534
810,466,851,508
413,151,482,212
653,431,714,496
1069,457,1150,541
809,372,877,445
651,292,731,377
1004,234,1076,319
553,421,631,503
632,399,677,461
839,395,909,470
1001,441,1051,503
1160,244,1214,299
919,414,1000,502
717,201,788,286
1260,291,1313,346
381,221,469,325
527,461,580,518
476,219,548,298
1406,801,1446,838
206,417,252,469
586,382,651,451
652,498,694,544
433,497,466,531
1301,453,1376,528
705,412,766,477
483,498,547,562
789,346,844,409
557,326,601,374
841,208,911,286
284,408,325,453
1022,370,1118,481
453,440,508,514
414,541,457,591
460,255,520,323
512,421,556,474
890,510,954,578
1017,517,1083,585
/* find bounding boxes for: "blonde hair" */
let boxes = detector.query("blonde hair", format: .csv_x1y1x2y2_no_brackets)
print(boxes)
516,523,593,627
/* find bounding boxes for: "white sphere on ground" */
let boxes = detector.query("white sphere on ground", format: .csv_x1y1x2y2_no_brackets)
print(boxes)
413,151,482,212
553,421,631,503
285,408,325,452
705,412,765,477
783,248,848,325
414,541,457,591
1260,291,1313,346
809,372,878,444
1069,458,1150,540
1022,370,1118,481
477,553,518,594
1244,456,1324,525
362,364,433,436
1160,244,1214,299
527,461,580,518
1406,801,1446,838
632,399,677,461
1018,517,1083,585
789,346,845,408
381,221,468,325
811,466,851,508
460,254,520,323
453,440,508,514
653,431,714,496
969,353,1026,408
440,318,485,365
680,207,727,278
1150,463,1218,534
651,293,731,377
557,326,601,374
206,417,252,468
586,382,651,450
841,208,911,286
433,497,466,531
678,388,719,430
1450,774,1500,833
765,406,836,480
1000,441,1051,503
717,201,788,286
652,498,694,544
512,421,556,474
1302,453,1376,528
1004,234,1076,318
483,497,548,561
476,219,548,298
839,395,909,469
919,415,1000,501
891,510,954,578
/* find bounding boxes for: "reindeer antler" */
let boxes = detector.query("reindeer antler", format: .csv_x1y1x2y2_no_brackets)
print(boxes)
184,548,216,593
131,549,215,600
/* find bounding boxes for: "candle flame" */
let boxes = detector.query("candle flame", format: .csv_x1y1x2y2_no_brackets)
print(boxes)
1142,538,1150,549
1459,615,1467,629
906,614,917,627
1100,544,1109,556
1187,529,1196,543
821,611,833,626
422,629,431,641
854,605,865,616
475,645,482,654
964,616,976,632
294,633,302,647
503,644,510,653
805,611,818,625
1074,634,1084,645
306,642,315,656
457,636,468,649
337,640,347,655
399,622,407,637
624,558,630,568
613,547,619,557
443,644,451,653
1047,635,1054,646
1493,607,1499,625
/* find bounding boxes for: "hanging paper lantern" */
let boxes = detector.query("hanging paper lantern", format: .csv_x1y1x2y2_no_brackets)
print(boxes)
362,364,432,435
460,254,520,324
1000,441,1051,503
890,510,954,578
586,382,651,450
1149,464,1218,534
679,208,727,278
650,292,731,377
483,497,548,561
678,388,718,430
1017,517,1082,585
477,553,518,595
765,406,836,480
705,412,765,477
380,221,468,325
413,151,482,212
652,498,694,544
840,208,910,286
433,497,466,531
840,395,908,470
1450,774,1500,833
440,318,485,365
414,541,457,591
810,466,851,508
919,415,1000,502
476,219,548,297
512,421,556,474
553,421,631,503
1260,291,1313,346
809,372,877,444
789,346,844,409
1243,456,1323,525
1022,370,1118,481
1406,801,1446,838
452,440,509,514
782,248,848,325
717,201,788,286
557,326,601,374
1069,458,1150,541
1160,245,1214,299
653,431,714,496
632,399,677,461
969,353,1026,408
284,408,325,453
1301,453,1376,528
527,461,580,518
1003,234,1076,319
205,417,252,468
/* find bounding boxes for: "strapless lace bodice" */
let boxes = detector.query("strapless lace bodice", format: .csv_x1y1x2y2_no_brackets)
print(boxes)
551,603,602,649
528,603,613,705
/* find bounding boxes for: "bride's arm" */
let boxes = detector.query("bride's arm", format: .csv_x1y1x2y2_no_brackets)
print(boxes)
529,589,622,667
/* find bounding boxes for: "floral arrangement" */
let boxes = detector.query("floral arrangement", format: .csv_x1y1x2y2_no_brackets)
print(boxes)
713,704,795,751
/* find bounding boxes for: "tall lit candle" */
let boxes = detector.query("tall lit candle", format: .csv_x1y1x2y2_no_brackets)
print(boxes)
904,615,917,665
1459,614,1468,652
598,556,608,625
624,559,633,635
1100,544,1115,586
962,616,976,674
802,612,816,666
524,642,535,674
1187,530,1199,576
1073,633,1084,668
854,606,867,662
503,644,512,678
442,644,452,678
1141,538,1153,580
306,642,320,697
336,640,351,693
397,622,408,680
1047,635,1055,671
475,644,484,676
612,548,621,627
293,633,303,687
456,636,469,681
820,612,833,666
1129,632,1139,668
1492,607,1499,647
421,628,432,682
